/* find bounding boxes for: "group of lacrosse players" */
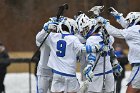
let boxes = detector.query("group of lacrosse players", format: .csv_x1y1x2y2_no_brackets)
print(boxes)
35,5,140,93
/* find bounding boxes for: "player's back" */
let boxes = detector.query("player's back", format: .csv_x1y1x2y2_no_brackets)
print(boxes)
46,32,83,75
122,25,140,64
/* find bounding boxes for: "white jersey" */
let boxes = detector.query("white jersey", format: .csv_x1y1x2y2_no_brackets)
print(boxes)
36,29,52,76
46,31,84,75
106,24,140,64
75,34,86,44
86,33,114,74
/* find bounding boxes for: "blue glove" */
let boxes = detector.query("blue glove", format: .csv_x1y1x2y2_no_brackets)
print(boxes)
43,22,58,32
108,7,122,20
113,64,123,76
83,64,94,82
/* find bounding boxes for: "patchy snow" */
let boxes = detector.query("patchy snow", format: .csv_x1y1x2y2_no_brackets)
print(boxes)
4,71,131,93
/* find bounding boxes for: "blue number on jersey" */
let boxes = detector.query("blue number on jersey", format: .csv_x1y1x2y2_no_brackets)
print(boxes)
56,40,66,57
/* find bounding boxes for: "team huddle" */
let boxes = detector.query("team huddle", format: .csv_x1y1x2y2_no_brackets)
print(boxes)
35,6,140,93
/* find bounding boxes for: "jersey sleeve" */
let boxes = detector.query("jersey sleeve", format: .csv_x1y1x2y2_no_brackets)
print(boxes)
73,36,84,55
105,24,128,39
36,29,49,46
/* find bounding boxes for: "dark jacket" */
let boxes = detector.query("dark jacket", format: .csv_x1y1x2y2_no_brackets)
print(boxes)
0,51,10,74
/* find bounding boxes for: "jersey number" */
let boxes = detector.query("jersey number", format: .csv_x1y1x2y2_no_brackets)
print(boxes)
56,40,66,57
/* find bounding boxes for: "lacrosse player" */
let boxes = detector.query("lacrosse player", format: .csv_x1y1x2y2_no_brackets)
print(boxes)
97,12,140,93
82,17,123,93
40,17,100,93
75,12,91,82
75,10,122,92
36,17,60,93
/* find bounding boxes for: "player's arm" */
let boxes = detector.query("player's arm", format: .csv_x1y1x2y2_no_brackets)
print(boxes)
82,37,100,82
96,16,127,39
36,21,57,46
110,47,123,76
73,37,102,56
108,7,128,28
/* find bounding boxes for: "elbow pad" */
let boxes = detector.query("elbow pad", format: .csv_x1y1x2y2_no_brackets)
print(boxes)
81,45,96,53
87,54,96,64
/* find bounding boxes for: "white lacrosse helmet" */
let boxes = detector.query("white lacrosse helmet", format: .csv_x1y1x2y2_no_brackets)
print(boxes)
76,13,99,39
83,18,102,38
58,17,78,35
125,12,140,26
76,13,92,38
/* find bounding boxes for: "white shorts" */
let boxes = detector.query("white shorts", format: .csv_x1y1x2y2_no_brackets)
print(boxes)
88,73,115,92
51,73,80,92
37,75,52,93
127,66,140,89
37,66,53,77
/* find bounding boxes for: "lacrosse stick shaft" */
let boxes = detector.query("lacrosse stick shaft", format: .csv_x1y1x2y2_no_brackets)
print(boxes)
102,53,106,93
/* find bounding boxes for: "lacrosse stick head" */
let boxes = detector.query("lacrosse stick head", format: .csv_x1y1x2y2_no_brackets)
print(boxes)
88,6,104,16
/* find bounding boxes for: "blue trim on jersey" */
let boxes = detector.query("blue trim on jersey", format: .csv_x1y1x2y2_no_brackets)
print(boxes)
52,69,76,77
71,26,74,35
86,45,92,53
62,34,72,39
93,33,101,36
85,26,95,39
94,69,113,76
127,66,140,86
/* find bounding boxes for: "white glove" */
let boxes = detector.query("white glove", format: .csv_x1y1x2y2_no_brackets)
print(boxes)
95,44,109,52
83,64,94,82
112,63,123,76
43,22,57,32
96,16,110,26
108,7,123,20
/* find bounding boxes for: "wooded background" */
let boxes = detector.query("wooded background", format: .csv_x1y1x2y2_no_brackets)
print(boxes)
0,0,140,51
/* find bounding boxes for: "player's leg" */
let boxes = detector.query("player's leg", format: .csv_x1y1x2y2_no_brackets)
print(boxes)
87,76,103,93
51,73,65,93
0,72,5,93
37,75,52,93
126,85,140,93
67,77,80,93
126,66,140,93
105,73,115,93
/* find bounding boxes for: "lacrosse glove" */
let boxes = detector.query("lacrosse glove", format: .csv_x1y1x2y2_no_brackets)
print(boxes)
96,16,110,26
43,22,58,33
83,64,94,82
108,7,123,20
112,63,123,76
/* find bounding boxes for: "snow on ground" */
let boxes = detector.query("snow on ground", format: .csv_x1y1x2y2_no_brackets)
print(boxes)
4,71,131,93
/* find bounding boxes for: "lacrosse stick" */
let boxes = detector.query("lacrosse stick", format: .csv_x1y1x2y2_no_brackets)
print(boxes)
31,3,68,62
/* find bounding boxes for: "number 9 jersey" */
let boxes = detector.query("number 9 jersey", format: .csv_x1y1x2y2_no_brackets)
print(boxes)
46,31,84,76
